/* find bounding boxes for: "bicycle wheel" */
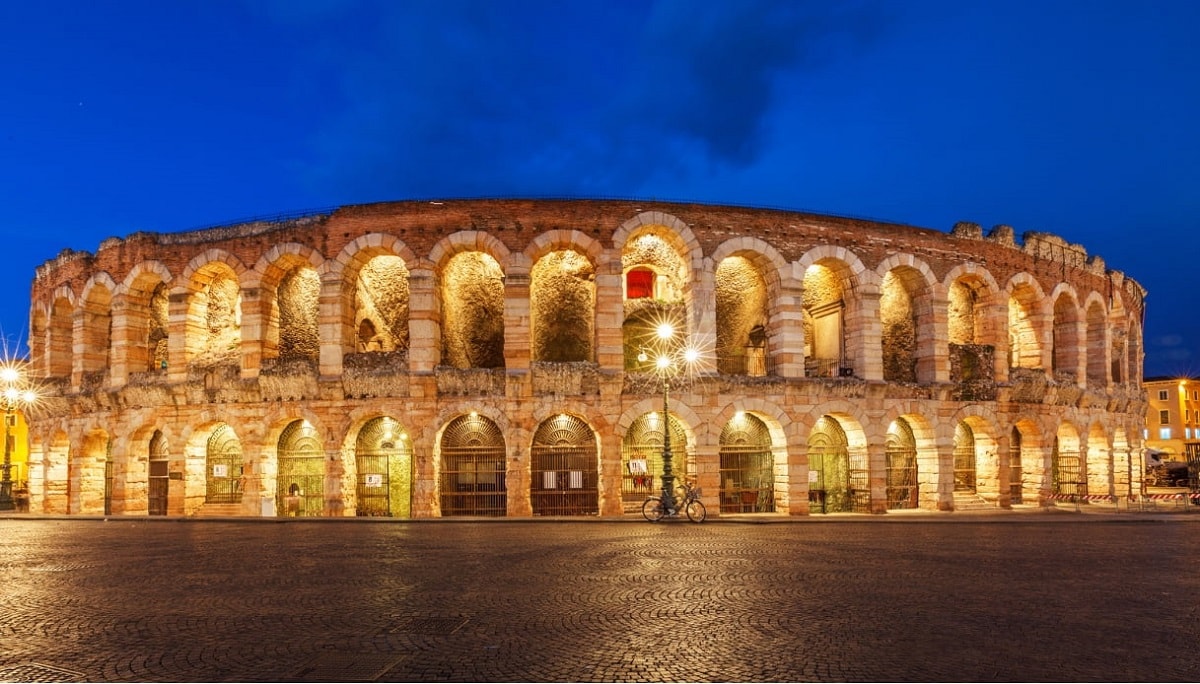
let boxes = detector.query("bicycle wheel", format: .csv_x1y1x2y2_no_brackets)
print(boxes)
685,499,706,523
642,497,666,522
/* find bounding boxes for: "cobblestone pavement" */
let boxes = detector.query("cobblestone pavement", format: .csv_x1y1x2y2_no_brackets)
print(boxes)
1,514,1199,682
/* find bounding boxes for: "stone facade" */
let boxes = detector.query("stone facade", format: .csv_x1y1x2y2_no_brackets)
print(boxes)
24,199,1147,517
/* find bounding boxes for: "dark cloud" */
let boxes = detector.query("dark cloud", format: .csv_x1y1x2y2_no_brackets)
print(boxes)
297,0,888,200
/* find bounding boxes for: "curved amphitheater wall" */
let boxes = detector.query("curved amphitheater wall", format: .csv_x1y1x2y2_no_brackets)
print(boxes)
24,199,1147,517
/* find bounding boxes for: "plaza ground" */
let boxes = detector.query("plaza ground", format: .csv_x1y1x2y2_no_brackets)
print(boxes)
0,510,1198,682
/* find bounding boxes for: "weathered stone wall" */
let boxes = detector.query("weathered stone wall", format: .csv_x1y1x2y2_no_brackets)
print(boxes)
26,199,1149,520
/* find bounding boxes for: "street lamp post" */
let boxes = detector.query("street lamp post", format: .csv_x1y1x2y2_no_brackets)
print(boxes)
641,322,702,516
0,364,37,512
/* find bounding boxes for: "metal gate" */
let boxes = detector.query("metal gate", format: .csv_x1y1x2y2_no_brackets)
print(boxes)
1009,427,1023,504
719,413,774,513
148,430,169,516
1052,436,1085,497
278,420,325,517
808,416,854,513
953,422,977,492
439,413,507,516
103,458,113,516
531,414,598,516
620,412,688,509
885,418,918,509
355,416,412,517
205,424,243,504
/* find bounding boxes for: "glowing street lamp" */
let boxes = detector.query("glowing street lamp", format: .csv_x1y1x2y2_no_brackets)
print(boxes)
637,322,703,515
0,363,37,511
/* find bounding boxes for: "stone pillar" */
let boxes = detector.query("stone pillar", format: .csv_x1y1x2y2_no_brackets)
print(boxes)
691,442,721,517
866,440,888,514
787,438,811,515
598,428,625,517
995,431,1012,509
109,298,133,387
594,251,625,371
503,270,532,372
166,290,190,384
986,297,1010,384
410,438,437,518
920,289,950,384
772,280,806,379
692,259,717,345
239,288,264,380
507,437,532,518
935,436,955,511
70,308,85,391
317,274,345,379
853,288,884,382
407,268,440,373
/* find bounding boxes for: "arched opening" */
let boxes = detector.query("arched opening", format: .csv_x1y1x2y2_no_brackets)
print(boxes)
802,263,845,378
719,412,774,513
622,232,687,368
954,421,977,493
270,265,320,361
1008,286,1042,370
355,416,412,517
1052,293,1081,381
439,413,507,516
808,416,861,513
186,264,242,366
205,423,243,505
715,256,770,376
80,284,113,377
1052,427,1084,498
1086,301,1107,387
48,297,73,378
441,252,505,369
886,418,919,509
277,419,324,517
354,255,410,353
531,250,595,363
621,412,688,510
530,414,599,516
148,429,169,516
880,268,926,383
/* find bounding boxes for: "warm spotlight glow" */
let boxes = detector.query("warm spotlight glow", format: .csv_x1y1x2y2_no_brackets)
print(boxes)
0,367,18,384
683,347,699,364
656,323,674,340
656,355,671,371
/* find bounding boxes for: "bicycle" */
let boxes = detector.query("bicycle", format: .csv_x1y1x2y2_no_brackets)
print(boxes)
642,479,706,523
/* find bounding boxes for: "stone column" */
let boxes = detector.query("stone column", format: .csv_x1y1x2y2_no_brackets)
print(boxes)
109,298,133,387
852,288,884,382
317,273,345,379
407,268,439,373
166,290,190,384
238,288,264,380
594,251,625,371
772,280,805,379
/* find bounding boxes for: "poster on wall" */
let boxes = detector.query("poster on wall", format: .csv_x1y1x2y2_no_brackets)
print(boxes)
212,464,228,478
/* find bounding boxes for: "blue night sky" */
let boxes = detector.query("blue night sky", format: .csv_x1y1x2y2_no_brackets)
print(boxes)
2,0,1197,377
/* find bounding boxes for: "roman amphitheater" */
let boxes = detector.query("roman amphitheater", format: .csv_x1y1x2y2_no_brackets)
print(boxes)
22,199,1146,518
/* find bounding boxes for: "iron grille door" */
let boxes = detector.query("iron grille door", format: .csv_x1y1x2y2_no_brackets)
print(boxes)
278,456,325,517
1010,429,1023,504
148,459,169,516
1053,440,1084,497
440,447,507,516
954,423,977,492
355,452,391,517
103,460,113,516
885,444,918,509
531,446,599,516
206,425,244,504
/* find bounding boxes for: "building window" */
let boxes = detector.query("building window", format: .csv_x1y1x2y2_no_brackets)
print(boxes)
1159,390,1170,401
1193,390,1198,401
1160,427,1172,440
625,268,655,299
1160,410,1171,425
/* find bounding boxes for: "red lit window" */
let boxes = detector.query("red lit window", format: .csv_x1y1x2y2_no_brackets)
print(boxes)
626,268,654,299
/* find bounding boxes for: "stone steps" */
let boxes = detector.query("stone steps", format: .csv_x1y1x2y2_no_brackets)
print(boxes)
953,491,996,510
